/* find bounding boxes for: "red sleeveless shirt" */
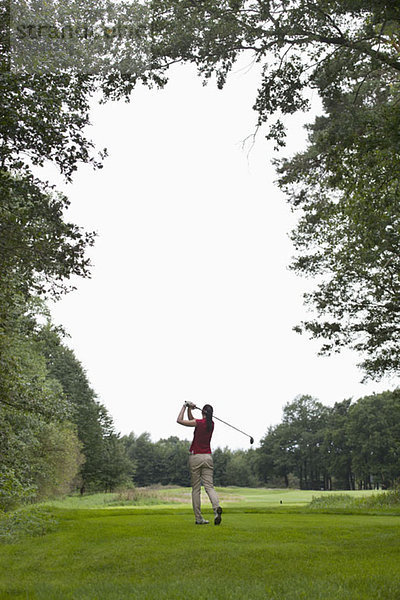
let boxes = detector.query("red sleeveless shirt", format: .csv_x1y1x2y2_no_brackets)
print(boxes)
189,418,214,454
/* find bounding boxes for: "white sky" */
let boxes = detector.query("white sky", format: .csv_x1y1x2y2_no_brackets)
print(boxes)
43,62,398,450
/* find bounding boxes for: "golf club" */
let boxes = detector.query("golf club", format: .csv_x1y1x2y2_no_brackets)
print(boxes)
187,403,254,445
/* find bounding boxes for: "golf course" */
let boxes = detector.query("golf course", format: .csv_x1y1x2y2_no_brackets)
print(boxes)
1,487,400,599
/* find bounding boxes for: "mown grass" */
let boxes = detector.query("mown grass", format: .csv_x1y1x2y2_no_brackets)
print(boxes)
1,488,400,599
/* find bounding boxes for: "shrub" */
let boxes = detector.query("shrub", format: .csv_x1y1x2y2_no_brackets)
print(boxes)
0,507,57,543
0,469,37,512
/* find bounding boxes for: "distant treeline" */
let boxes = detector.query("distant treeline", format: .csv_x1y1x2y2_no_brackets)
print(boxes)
3,318,400,514
122,390,400,492
120,433,260,489
2,306,400,514
257,393,400,491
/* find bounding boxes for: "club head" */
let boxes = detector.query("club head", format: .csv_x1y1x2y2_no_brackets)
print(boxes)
250,437,254,445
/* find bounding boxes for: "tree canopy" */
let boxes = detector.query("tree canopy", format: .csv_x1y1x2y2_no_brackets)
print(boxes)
148,0,400,378
258,391,400,490
0,3,143,505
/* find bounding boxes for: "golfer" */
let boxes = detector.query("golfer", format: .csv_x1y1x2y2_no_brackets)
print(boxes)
177,402,223,525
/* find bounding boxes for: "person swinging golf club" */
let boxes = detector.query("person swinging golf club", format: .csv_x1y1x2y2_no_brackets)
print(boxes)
177,402,223,525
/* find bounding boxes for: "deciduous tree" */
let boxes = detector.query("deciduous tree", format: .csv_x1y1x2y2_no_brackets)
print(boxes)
148,0,400,377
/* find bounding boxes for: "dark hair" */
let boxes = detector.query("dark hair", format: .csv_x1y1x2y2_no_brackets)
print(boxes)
202,404,213,432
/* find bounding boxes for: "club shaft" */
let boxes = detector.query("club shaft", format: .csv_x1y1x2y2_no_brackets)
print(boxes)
193,405,252,440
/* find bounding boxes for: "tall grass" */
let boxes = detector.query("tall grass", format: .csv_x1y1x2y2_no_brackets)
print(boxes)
107,486,188,506
41,486,192,510
309,488,400,514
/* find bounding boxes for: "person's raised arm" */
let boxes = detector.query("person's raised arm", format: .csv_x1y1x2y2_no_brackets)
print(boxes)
177,402,197,427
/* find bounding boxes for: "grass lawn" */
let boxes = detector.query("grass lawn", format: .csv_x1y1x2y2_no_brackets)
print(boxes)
1,488,400,599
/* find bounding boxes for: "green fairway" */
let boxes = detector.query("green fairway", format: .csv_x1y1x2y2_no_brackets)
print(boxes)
1,488,400,599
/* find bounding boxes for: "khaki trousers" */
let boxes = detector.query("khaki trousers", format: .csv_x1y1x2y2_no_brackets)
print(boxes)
189,453,219,522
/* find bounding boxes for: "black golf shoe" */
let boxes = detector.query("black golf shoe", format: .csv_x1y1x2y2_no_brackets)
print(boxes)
214,506,222,525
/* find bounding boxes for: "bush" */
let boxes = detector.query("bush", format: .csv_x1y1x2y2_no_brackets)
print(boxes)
0,469,37,512
0,507,57,543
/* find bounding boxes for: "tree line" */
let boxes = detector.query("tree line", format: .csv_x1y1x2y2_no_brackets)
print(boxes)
0,315,133,510
1,0,144,511
5,337,399,511
120,390,400,492
120,433,260,488
258,393,400,491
